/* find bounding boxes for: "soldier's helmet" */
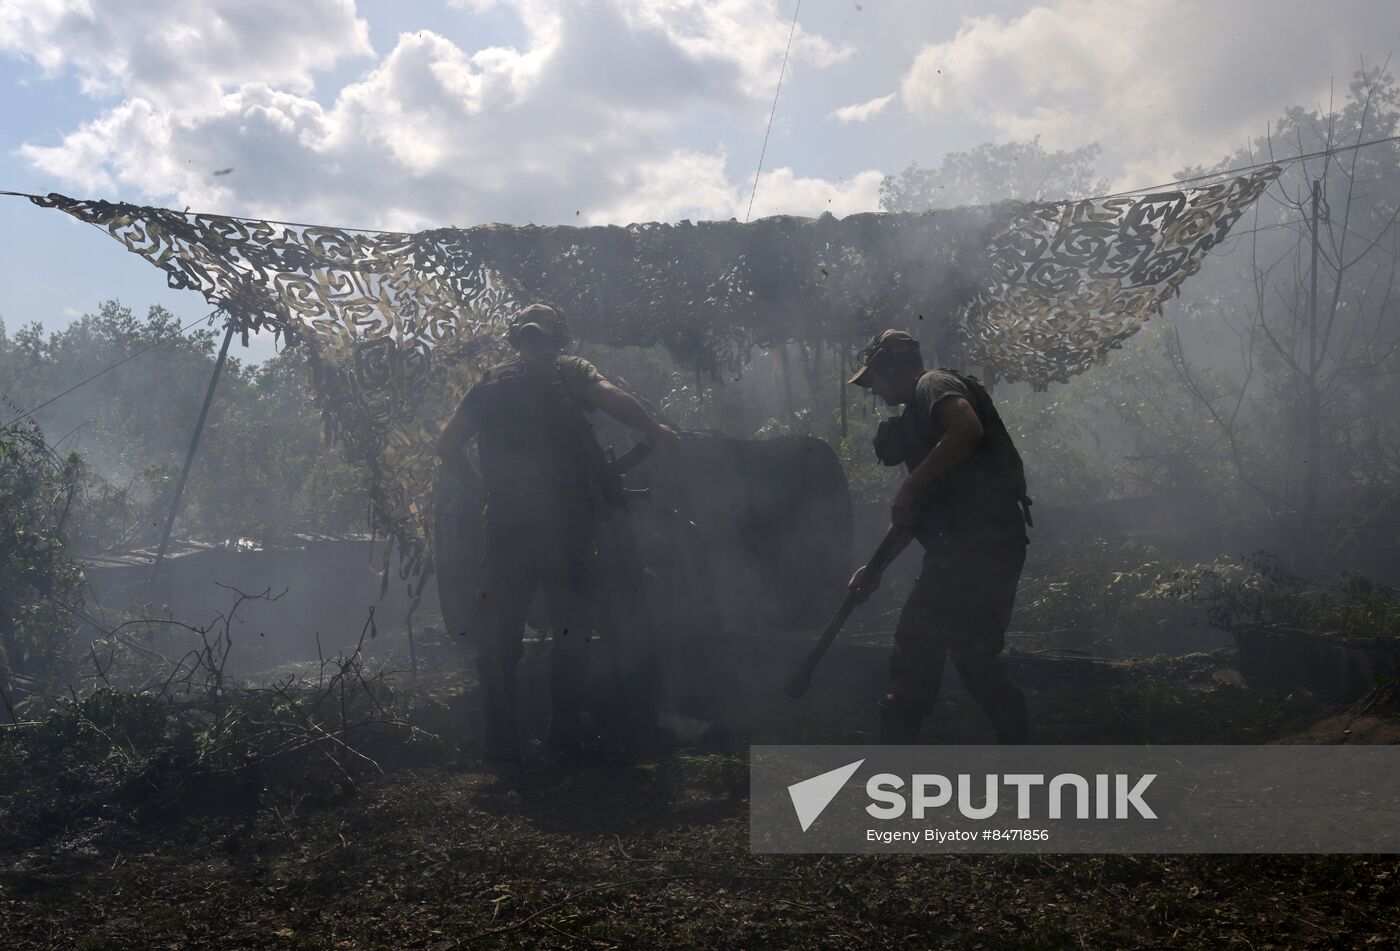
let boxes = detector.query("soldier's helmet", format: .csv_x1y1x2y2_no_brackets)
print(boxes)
507,303,570,350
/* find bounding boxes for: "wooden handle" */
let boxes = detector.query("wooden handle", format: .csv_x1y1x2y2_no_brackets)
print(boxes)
783,524,907,699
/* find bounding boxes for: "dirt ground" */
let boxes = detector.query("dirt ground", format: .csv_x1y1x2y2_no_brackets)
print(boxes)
3,759,1397,949
3,654,1398,949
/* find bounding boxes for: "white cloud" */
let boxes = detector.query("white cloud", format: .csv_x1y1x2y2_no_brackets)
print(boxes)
743,167,883,220
0,0,372,109
830,92,895,124
898,0,1399,187
612,0,851,97
460,0,849,98
587,157,884,224
9,0,864,228
586,149,738,224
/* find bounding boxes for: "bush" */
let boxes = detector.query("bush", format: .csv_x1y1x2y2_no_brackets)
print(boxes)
0,645,450,848
1149,552,1400,637
1013,537,1207,657
0,420,84,686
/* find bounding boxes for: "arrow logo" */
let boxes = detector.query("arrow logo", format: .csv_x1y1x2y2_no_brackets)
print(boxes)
786,759,865,832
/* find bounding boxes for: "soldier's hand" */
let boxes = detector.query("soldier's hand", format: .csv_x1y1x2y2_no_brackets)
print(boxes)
649,423,682,451
849,564,881,603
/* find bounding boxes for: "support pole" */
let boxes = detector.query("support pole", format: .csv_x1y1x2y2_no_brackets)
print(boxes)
153,321,236,569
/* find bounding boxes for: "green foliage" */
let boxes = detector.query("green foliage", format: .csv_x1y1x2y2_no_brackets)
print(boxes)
998,323,1242,508
1013,538,1400,659
32,687,173,754
880,138,1108,211
0,301,368,549
1,666,450,847
0,421,83,681
0,301,220,481
1149,552,1400,637
1014,537,1203,657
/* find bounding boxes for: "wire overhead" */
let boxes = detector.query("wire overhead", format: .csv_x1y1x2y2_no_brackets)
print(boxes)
1071,133,1400,204
3,313,219,428
744,0,801,224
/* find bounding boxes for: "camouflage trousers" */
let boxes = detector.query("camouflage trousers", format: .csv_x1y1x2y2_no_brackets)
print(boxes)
889,506,1029,744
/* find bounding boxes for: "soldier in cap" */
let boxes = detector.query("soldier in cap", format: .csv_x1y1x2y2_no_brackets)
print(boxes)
437,303,679,762
847,329,1032,744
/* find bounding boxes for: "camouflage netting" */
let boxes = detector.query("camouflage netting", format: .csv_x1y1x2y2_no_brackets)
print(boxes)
962,167,1281,384
27,169,1278,587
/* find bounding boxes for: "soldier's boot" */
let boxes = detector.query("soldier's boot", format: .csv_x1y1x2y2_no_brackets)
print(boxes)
549,644,590,757
877,697,923,745
476,656,520,764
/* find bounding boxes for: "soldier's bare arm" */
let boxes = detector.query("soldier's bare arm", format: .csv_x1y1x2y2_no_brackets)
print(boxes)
891,395,984,526
585,379,681,449
436,408,483,493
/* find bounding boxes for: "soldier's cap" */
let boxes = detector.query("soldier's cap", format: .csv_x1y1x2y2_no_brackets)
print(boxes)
509,303,569,344
848,329,921,386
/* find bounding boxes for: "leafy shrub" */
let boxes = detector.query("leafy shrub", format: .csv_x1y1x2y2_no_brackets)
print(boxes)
1013,537,1207,657
1149,552,1400,637
0,420,84,684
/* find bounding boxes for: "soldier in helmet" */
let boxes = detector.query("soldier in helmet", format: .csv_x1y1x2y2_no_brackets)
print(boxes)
847,329,1032,745
436,303,679,762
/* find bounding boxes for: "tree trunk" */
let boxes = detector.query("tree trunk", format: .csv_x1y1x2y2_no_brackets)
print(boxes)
1298,179,1323,573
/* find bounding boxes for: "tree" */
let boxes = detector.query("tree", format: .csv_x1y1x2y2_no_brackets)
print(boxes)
880,138,1109,212
0,421,84,685
1169,67,1400,569
0,302,369,549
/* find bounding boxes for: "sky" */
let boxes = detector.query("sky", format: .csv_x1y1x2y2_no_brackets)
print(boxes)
0,0,1396,363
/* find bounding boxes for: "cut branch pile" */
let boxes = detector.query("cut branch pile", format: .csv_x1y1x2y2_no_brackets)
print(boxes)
0,590,450,850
